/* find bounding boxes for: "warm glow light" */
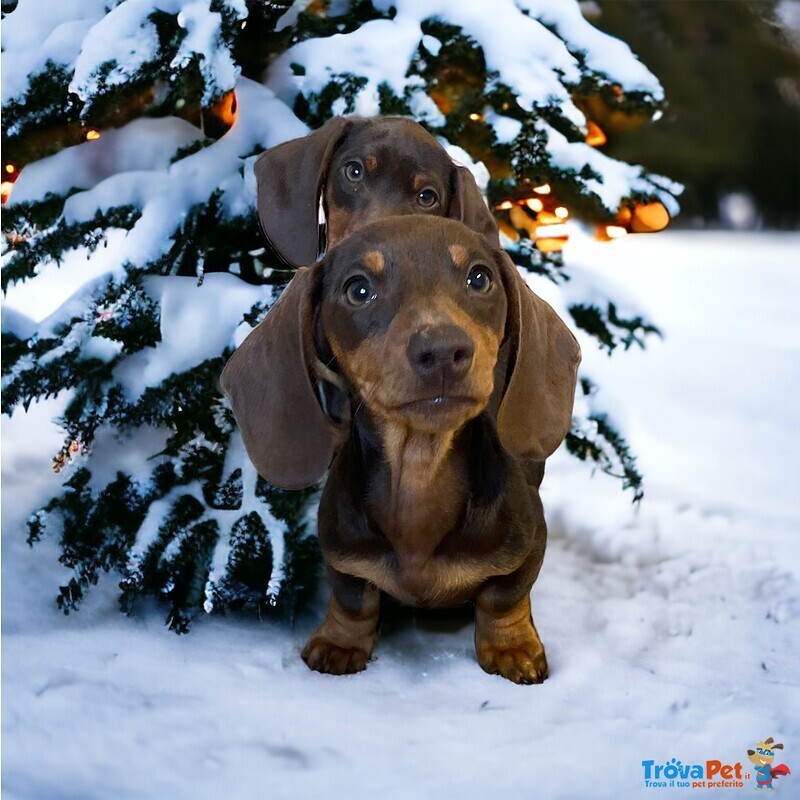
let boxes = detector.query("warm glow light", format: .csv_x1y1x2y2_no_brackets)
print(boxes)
468,112,483,121
533,183,551,194
535,223,569,239
208,89,239,131
605,225,628,239
85,129,101,140
5,164,14,174
554,206,569,219
585,120,606,147
537,211,562,225
494,200,514,210
536,238,567,254
1,181,13,203
631,201,670,233
524,197,544,212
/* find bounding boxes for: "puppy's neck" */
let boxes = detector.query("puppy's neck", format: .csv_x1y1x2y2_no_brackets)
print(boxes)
381,421,455,489
355,409,467,558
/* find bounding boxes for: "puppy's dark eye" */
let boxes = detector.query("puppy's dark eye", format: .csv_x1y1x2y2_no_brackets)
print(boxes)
344,161,364,182
417,188,438,208
466,265,493,293
344,275,376,306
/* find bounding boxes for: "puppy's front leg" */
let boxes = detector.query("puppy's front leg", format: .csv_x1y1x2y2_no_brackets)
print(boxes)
474,551,548,685
302,568,380,675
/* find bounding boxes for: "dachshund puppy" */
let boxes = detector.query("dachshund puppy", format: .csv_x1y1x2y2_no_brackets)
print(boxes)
254,116,499,267
221,216,580,684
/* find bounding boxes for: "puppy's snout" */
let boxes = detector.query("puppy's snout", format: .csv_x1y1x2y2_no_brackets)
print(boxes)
407,325,475,382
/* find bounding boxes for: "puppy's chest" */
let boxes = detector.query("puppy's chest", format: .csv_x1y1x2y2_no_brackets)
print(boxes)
336,550,502,607
335,469,513,606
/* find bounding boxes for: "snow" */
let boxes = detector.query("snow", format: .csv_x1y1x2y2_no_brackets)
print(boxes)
172,0,246,105
540,120,682,214
9,117,204,206
518,0,664,97
268,0,592,119
70,0,246,106
1,0,109,104
3,230,139,326
4,76,306,335
268,16,431,119
4,232,799,799
112,272,270,402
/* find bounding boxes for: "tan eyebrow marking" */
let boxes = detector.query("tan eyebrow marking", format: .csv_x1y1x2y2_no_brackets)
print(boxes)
365,155,378,172
362,250,385,274
449,244,470,268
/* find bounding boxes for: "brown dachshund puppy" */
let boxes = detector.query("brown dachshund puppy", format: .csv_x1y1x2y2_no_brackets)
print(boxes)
254,116,499,267
221,216,581,684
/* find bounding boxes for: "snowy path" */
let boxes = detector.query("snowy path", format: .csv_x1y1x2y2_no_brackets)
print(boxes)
3,232,799,799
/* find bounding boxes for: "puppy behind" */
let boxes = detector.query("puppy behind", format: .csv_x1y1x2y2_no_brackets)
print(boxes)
254,116,499,267
221,216,580,684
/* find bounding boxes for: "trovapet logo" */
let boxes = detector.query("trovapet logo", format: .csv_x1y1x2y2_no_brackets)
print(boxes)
641,738,791,791
642,758,747,790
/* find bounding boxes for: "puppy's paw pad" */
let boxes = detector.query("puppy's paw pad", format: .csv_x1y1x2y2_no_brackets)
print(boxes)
478,644,548,685
301,638,370,675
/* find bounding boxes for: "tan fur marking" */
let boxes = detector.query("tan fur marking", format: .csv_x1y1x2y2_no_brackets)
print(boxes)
474,594,548,683
328,553,517,607
413,174,430,192
301,589,380,674
362,249,385,274
365,154,378,172
448,244,469,268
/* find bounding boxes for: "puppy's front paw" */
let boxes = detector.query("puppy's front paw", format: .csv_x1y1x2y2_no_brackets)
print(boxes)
476,636,548,685
474,596,548,685
301,637,371,675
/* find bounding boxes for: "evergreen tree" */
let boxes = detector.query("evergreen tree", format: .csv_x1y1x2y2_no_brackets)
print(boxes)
2,0,679,631
590,0,800,227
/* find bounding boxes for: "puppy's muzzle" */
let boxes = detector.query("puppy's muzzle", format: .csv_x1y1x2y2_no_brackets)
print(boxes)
406,324,475,387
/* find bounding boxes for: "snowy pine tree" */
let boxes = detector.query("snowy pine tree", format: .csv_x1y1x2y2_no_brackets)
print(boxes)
2,0,680,630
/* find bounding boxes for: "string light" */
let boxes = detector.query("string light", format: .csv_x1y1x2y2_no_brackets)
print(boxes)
535,223,569,239
5,164,14,174
585,120,606,147
468,112,483,121
605,225,628,239
495,191,572,252
85,129,101,140
631,201,669,233
536,210,562,225
207,90,239,133
1,181,13,203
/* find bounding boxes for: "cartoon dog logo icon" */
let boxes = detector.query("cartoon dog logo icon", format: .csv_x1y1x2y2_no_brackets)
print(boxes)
747,738,791,790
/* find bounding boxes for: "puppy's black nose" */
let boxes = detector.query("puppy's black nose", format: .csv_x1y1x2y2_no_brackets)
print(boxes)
407,325,475,382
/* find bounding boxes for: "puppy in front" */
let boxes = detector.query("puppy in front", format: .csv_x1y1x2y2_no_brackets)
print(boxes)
221,216,580,684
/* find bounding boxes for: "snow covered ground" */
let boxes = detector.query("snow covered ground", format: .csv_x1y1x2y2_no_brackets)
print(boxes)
3,231,799,799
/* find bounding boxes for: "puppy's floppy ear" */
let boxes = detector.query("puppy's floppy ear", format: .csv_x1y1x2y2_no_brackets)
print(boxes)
220,265,345,490
496,253,581,461
254,116,352,268
449,164,501,247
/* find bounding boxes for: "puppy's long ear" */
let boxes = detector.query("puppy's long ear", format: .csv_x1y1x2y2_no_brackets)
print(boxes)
254,117,352,267
220,266,345,490
496,254,581,460
449,165,501,247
